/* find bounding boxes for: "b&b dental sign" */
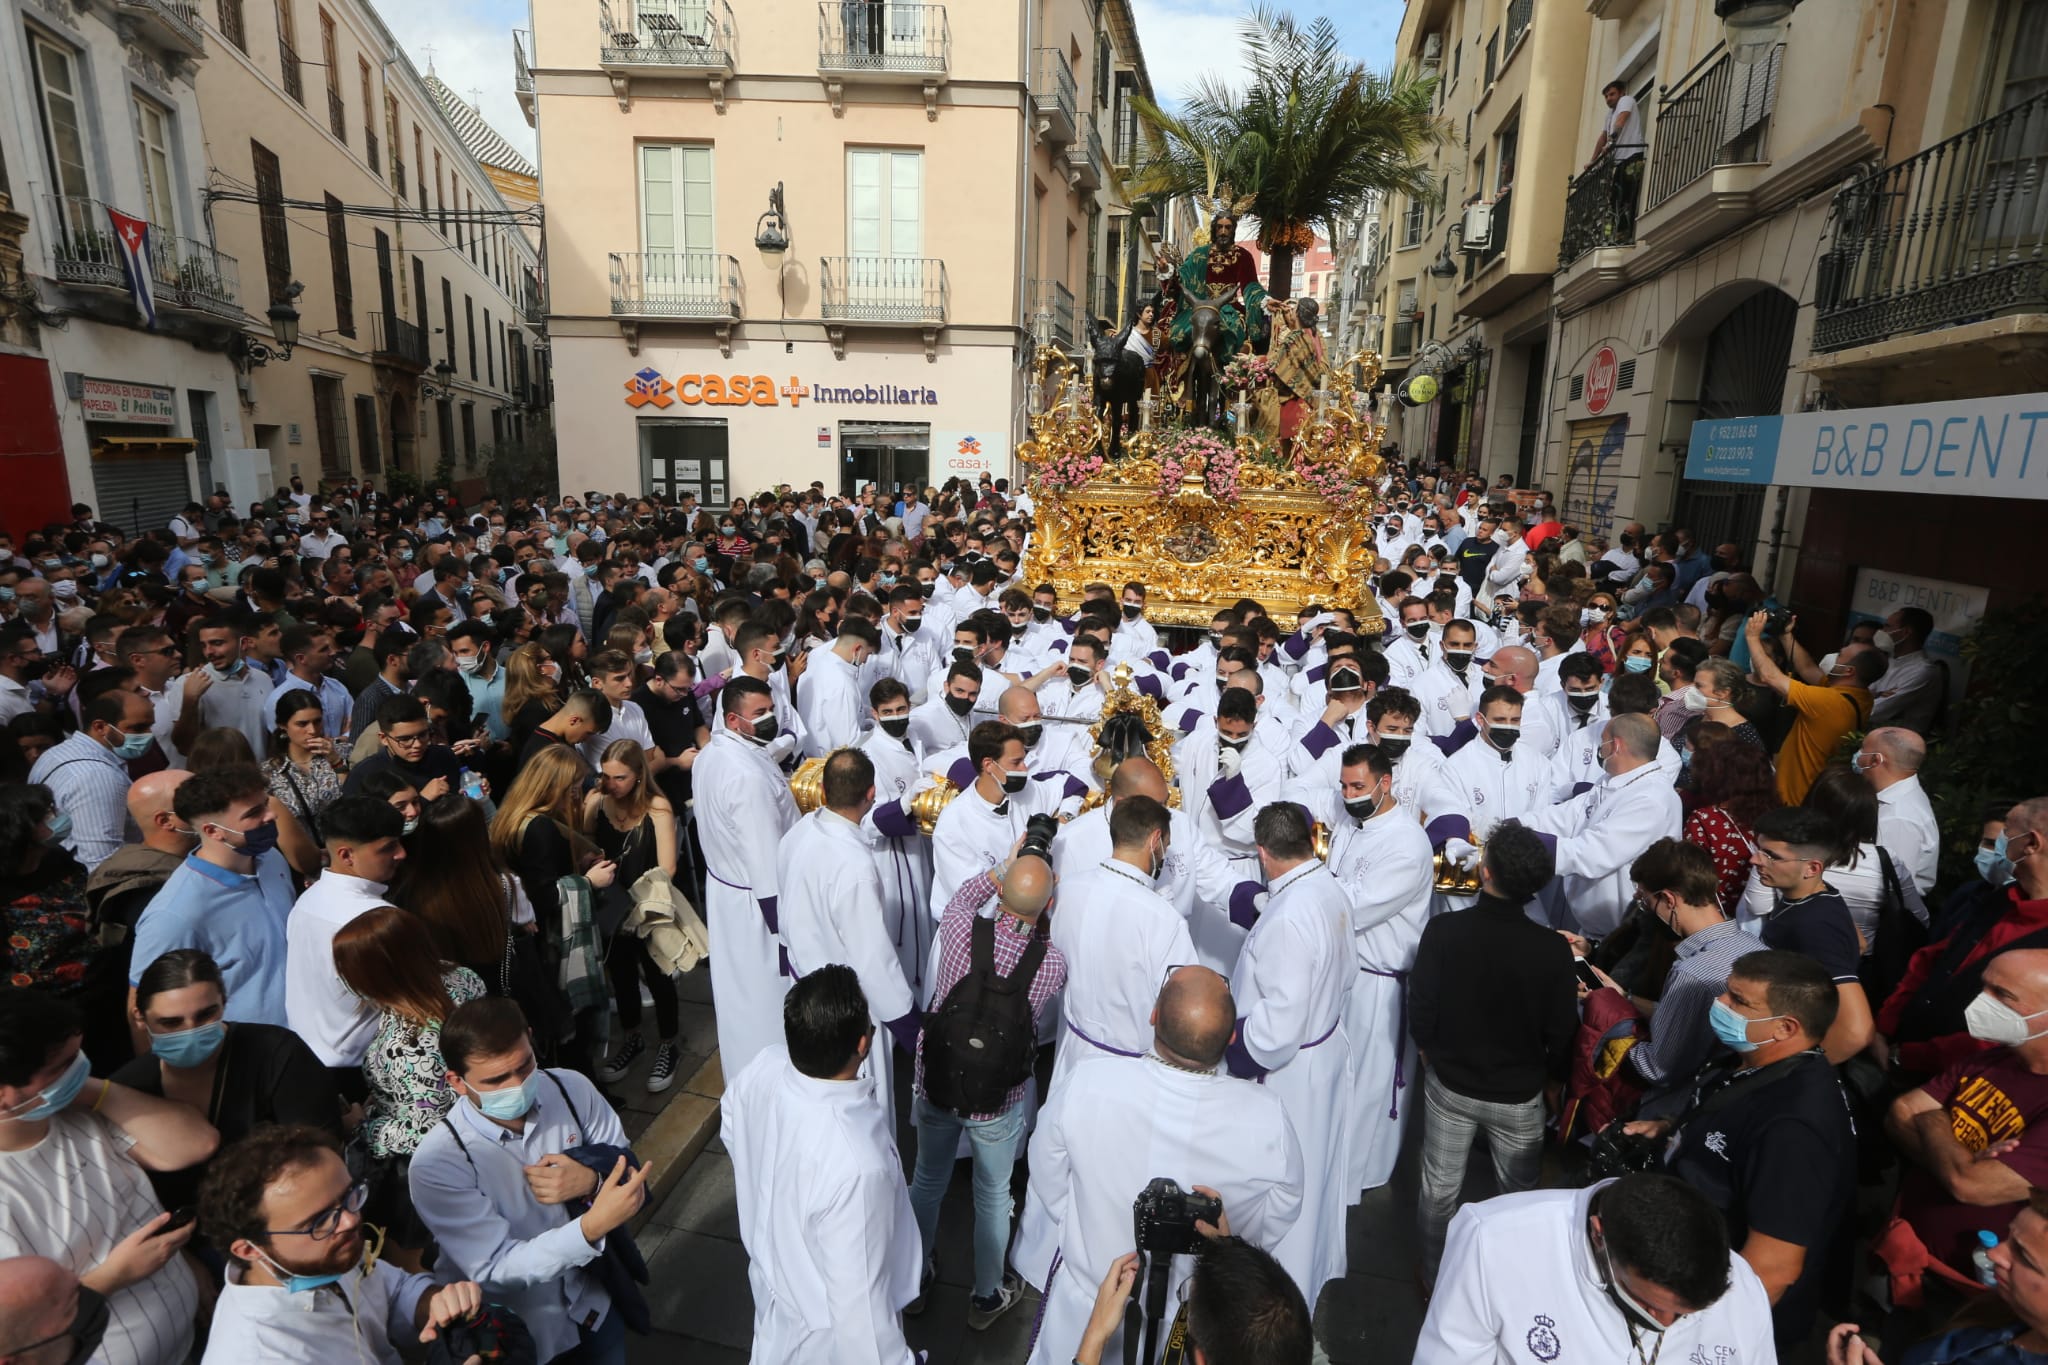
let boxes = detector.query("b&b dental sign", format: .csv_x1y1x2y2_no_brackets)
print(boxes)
1686,392,2048,500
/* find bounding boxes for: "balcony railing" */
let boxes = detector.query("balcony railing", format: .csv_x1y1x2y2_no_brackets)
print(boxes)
116,0,207,56
326,87,347,141
1033,48,1077,146
391,154,406,198
820,255,947,324
1476,188,1511,269
1067,121,1104,191
817,3,948,75
599,0,735,70
1644,45,1783,212
514,30,534,96
1559,152,1641,265
41,195,240,317
279,37,303,103
1503,0,1532,56
1390,318,1419,357
1028,277,1078,350
216,0,243,50
1483,29,1498,86
365,127,380,174
370,310,430,367
521,283,546,325
610,251,741,318
1113,102,1139,171
1814,89,2048,353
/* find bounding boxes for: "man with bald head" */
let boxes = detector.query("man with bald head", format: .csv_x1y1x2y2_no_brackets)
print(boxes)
0,1256,104,1364
1856,726,1940,893
1480,643,1561,760
1520,712,1683,937
910,842,1068,1328
1747,608,1881,804
1015,965,1304,1365
1052,758,1263,974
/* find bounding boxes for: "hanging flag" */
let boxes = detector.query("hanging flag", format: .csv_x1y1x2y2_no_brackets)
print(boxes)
105,206,158,330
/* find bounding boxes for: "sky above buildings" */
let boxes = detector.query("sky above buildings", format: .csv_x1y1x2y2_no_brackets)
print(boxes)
386,0,1408,169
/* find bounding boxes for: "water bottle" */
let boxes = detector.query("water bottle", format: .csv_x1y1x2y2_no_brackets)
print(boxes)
461,767,485,801
1973,1229,2000,1287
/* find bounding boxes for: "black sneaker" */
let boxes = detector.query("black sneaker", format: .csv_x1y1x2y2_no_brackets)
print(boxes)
599,1033,645,1082
904,1268,934,1317
646,1041,681,1094
967,1273,1022,1331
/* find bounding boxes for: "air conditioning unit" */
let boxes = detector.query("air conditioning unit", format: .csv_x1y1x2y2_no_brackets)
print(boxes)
1461,201,1494,250
1421,32,1443,63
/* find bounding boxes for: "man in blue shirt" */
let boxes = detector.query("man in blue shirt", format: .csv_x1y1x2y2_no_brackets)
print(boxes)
127,763,295,1026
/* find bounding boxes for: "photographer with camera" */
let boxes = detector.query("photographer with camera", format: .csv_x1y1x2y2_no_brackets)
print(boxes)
927,720,1085,933
908,841,1066,1332
1017,964,1303,1365
1072,1236,1314,1365
1743,608,1883,805
1417,1173,1774,1365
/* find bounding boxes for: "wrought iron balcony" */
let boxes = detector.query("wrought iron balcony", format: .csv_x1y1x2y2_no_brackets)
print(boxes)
157,234,240,317
817,3,948,77
1028,277,1078,350
215,0,244,51
610,251,741,319
391,154,407,198
1559,153,1641,266
365,127,380,174
370,310,430,368
1814,89,2048,353
514,30,536,125
1644,45,1783,212
1390,318,1419,357
1475,187,1510,270
521,282,546,325
40,196,239,317
115,0,207,57
820,255,946,325
1113,102,1139,171
1503,0,1531,56
327,87,347,142
279,37,303,103
1067,122,1104,193
1033,48,1077,147
599,0,735,71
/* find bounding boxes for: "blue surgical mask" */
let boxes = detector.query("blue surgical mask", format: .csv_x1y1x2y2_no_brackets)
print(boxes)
150,1021,227,1068
205,659,246,682
0,587,12,602
113,731,155,761
1623,655,1654,674
1708,998,1785,1053
252,1245,349,1295
469,1073,539,1121
41,810,73,846
1979,846,2015,886
1,1050,91,1122
692,556,709,573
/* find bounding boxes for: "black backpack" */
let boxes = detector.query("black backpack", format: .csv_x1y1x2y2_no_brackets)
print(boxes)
922,913,1050,1117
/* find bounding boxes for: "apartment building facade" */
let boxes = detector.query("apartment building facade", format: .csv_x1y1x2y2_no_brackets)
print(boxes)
527,0,1160,500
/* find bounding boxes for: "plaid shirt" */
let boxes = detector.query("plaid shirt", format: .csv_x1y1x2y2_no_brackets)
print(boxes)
914,870,1067,1118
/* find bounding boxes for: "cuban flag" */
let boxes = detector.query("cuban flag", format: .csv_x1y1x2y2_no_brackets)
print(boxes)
106,206,158,329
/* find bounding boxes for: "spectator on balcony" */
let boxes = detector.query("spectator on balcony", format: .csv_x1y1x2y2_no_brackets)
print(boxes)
1588,80,1648,238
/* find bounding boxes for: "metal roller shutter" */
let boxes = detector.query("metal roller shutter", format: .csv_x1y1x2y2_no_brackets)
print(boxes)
91,453,192,537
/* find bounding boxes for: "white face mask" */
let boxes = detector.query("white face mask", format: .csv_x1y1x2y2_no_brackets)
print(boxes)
1874,629,1898,655
1965,991,2048,1047
1682,685,1712,713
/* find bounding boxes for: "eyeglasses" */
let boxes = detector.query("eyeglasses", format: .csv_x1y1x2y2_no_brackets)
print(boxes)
1754,847,1806,864
266,1180,369,1240
384,730,430,748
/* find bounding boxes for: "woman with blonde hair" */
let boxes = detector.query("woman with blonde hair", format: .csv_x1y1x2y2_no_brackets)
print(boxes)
584,740,682,1092
501,640,561,757
491,745,615,1079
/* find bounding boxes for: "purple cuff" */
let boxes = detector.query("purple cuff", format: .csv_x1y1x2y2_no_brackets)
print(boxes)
1433,719,1478,756
946,757,976,789
1299,721,1339,760
1230,881,1264,930
1569,781,1595,799
1531,830,1558,859
1208,772,1253,819
1424,814,1472,849
1135,673,1164,701
1306,663,1328,684
1170,662,1189,682
759,894,780,935
1177,707,1203,735
884,1010,923,1056
1034,770,1088,800
1282,632,1311,662
778,943,794,978
1225,1024,1268,1081
873,798,920,839
693,673,727,700
1049,638,1068,654
1147,650,1172,672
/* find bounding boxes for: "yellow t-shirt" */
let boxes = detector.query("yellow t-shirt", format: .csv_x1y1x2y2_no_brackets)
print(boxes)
1775,679,1872,804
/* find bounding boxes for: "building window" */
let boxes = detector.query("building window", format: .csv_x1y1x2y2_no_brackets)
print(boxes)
414,127,426,212
483,306,494,386
353,393,381,471
28,38,91,203
464,294,476,380
460,402,477,467
434,150,445,234
277,0,303,104
360,58,378,170
319,10,344,141
134,97,179,234
847,148,922,256
324,193,353,337
1401,196,1424,247
436,397,455,466
441,277,455,367
252,140,292,305
217,0,246,51
641,144,715,254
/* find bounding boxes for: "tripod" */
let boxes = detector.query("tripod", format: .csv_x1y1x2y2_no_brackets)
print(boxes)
1121,1247,1176,1365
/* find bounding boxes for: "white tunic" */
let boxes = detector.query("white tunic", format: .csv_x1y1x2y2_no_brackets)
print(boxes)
777,809,918,1120
709,669,805,766
858,729,937,1002
906,693,975,757
723,1047,922,1365
795,649,870,758
1414,1183,1776,1365
1017,1055,1305,1365
928,777,1079,931
1387,740,1446,820
1523,761,1683,937
879,625,939,702
1229,859,1354,1302
1047,861,1198,1093
1418,735,1551,841
693,730,801,1076
1053,803,1254,974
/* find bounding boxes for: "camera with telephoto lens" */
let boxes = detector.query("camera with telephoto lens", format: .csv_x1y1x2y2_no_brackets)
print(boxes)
1762,606,1794,638
1132,1178,1223,1257
1018,813,1060,864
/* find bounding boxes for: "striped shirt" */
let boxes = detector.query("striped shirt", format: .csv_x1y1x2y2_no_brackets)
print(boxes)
1629,918,1765,1090
0,1112,198,1365
914,870,1066,1118
28,731,137,871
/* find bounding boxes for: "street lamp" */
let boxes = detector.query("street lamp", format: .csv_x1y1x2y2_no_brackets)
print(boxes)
233,279,303,368
420,358,457,400
755,182,790,256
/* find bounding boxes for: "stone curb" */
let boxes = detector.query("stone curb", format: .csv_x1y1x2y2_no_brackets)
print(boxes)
630,1052,724,1233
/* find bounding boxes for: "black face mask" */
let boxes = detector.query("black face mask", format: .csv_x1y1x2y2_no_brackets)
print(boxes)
1329,669,1362,695
1033,605,1053,622
902,616,923,635
1001,770,1028,794
38,1285,109,1365
1443,649,1474,672
1016,723,1042,748
1377,735,1412,761
1067,664,1093,689
944,693,975,717
920,582,936,599
1405,620,1430,639
1486,724,1521,753
1344,789,1385,822
880,716,911,740
952,645,975,665
744,714,779,745
1567,692,1601,715
1219,735,1251,753
1122,603,1143,620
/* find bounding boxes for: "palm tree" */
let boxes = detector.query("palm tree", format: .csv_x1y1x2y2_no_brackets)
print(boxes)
1128,5,1451,302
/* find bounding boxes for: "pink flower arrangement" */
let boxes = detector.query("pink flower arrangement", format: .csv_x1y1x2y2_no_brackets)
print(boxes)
1290,453,1358,508
1037,446,1105,490
1155,428,1243,504
1221,352,1274,393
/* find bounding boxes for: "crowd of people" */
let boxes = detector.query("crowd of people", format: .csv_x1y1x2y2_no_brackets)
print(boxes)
0,463,2033,1365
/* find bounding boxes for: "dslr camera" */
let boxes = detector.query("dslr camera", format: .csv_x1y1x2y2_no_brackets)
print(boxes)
1132,1178,1223,1257
1019,812,1060,864
1762,606,1794,638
